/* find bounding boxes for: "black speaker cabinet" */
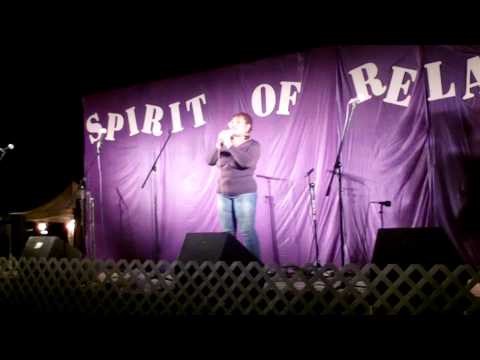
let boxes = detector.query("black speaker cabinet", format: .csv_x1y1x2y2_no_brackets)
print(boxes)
23,236,83,259
178,232,262,264
23,236,65,258
372,227,463,267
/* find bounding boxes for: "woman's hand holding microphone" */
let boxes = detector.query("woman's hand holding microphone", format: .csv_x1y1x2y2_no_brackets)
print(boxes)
216,129,233,149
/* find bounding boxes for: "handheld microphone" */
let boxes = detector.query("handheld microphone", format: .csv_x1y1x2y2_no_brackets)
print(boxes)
218,129,233,146
370,201,391,207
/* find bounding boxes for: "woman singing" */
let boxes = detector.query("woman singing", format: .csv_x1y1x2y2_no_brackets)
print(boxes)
207,112,261,259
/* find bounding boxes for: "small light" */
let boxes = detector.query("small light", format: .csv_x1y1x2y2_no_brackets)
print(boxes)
66,220,75,233
37,222,47,232
40,230,48,235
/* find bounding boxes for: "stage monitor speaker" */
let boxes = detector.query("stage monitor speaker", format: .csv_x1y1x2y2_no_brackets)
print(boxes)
23,236,83,259
23,236,81,258
178,232,262,265
372,227,464,267
23,236,65,258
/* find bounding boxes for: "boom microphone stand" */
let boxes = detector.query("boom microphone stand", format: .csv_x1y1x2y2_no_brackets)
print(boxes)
325,98,361,266
0,144,14,162
141,132,172,261
141,131,172,189
0,144,15,259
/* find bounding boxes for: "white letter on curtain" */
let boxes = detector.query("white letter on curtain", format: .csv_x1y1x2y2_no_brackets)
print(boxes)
142,104,164,136
251,83,276,117
86,113,106,144
106,113,125,141
169,102,184,133
384,66,418,107
125,106,140,136
463,56,480,100
348,63,387,102
186,94,207,128
277,81,302,115
424,61,456,101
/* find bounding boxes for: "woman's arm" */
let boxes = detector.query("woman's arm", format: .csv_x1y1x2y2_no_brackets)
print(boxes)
227,142,260,168
207,148,219,166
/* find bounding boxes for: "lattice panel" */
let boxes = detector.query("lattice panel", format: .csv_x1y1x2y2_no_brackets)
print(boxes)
0,257,479,316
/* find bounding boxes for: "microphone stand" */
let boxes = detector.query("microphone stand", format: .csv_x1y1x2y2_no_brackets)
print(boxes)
141,132,172,189
325,100,358,266
0,146,12,262
0,145,13,161
369,201,391,229
379,203,385,229
95,136,106,259
82,157,98,259
80,175,96,259
256,174,286,265
87,191,96,259
141,132,172,261
96,136,106,226
82,133,106,260
306,169,320,268
0,145,15,269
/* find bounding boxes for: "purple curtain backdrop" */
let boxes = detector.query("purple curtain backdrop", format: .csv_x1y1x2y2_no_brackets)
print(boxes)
83,46,480,265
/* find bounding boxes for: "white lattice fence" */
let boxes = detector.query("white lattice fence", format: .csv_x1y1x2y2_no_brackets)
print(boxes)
0,257,479,316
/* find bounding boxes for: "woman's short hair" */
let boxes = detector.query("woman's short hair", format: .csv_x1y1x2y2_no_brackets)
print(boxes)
233,112,253,132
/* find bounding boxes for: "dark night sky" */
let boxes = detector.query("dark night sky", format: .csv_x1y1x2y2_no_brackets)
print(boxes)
0,24,317,213
0,12,470,214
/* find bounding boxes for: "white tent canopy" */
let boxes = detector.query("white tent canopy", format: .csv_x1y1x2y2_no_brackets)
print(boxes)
11,182,79,223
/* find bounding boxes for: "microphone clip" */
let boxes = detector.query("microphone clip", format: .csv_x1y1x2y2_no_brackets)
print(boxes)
370,201,391,207
96,131,107,155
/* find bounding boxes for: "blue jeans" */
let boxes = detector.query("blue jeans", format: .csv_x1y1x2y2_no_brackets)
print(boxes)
217,192,261,259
